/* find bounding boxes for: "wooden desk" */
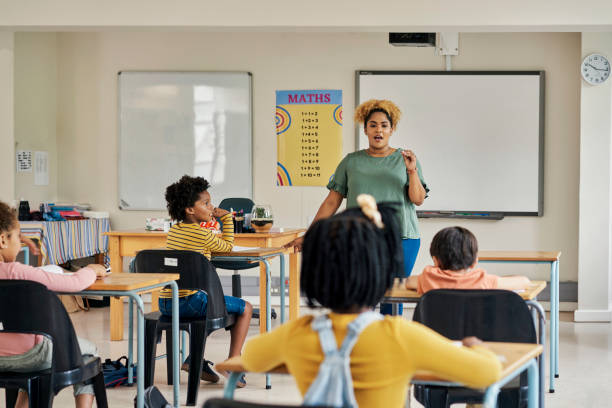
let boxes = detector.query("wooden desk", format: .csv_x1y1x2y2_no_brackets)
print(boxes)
384,279,547,302
216,342,543,407
104,228,305,341
212,247,289,335
65,273,180,408
478,250,561,393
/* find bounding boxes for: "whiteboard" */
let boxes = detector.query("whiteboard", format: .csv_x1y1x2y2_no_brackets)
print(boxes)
118,72,252,210
357,71,544,215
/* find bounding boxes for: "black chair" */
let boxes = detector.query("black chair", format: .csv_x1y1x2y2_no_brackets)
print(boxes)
211,197,276,320
134,249,237,406
0,280,107,408
412,289,537,408
203,398,333,408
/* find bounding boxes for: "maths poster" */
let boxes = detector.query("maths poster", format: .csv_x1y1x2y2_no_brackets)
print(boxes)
276,90,342,186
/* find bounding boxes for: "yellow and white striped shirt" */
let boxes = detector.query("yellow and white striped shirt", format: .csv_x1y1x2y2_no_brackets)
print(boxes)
159,213,234,299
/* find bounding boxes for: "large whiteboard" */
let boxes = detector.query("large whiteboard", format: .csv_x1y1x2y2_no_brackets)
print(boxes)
118,72,252,210
357,71,544,215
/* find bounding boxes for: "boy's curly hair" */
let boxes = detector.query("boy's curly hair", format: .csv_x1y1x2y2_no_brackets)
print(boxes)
165,175,210,222
354,99,402,128
0,202,18,234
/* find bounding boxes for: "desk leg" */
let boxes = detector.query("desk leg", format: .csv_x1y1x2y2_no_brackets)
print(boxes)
263,259,272,390
259,262,267,334
549,261,558,392
223,372,243,399
554,260,560,379
110,297,124,341
289,252,301,320
280,254,286,323
527,300,546,408
109,237,124,341
150,290,160,312
483,359,538,408
126,293,146,408
169,281,180,408
128,298,134,385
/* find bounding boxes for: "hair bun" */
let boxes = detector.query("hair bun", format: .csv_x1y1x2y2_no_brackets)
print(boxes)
356,194,384,228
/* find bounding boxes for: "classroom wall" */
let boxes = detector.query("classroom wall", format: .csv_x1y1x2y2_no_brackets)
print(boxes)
35,31,580,283
0,33,15,203
1,0,611,31
575,32,612,321
14,33,59,206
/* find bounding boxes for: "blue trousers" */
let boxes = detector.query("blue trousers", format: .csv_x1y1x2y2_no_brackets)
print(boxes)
380,238,420,316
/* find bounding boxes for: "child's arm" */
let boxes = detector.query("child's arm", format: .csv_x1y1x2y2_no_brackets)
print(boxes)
4,262,97,292
497,275,531,291
198,213,235,253
405,275,419,290
399,321,501,388
242,321,291,372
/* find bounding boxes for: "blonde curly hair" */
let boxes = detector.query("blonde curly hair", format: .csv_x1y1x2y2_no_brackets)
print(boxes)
354,99,401,128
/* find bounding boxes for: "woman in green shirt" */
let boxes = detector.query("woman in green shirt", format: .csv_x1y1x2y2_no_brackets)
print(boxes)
286,99,429,315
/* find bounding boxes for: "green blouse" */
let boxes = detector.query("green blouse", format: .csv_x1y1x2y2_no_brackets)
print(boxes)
326,149,429,239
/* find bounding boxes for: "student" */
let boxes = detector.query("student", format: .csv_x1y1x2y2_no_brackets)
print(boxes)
0,201,107,408
405,226,531,293
159,175,253,387
242,195,501,408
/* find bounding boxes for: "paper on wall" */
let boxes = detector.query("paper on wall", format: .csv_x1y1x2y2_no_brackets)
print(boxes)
34,151,49,186
16,150,32,172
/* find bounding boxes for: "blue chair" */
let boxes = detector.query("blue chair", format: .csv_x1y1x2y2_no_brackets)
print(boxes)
212,198,276,320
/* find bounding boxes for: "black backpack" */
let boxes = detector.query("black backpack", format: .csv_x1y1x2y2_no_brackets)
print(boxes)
135,385,171,408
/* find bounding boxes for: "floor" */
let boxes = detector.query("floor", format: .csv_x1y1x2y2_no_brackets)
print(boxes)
1,305,611,408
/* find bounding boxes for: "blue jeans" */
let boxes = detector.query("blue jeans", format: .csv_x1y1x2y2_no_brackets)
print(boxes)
380,238,420,316
159,290,246,318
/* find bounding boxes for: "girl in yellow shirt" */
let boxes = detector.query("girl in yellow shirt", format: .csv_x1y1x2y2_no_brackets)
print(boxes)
242,195,501,408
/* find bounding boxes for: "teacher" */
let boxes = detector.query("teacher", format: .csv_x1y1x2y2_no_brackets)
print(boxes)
286,99,429,315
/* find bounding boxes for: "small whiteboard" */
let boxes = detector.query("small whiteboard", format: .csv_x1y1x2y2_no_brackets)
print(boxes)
118,72,252,210
357,71,544,215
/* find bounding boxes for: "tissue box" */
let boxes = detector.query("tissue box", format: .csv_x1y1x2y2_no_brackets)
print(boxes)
145,218,171,231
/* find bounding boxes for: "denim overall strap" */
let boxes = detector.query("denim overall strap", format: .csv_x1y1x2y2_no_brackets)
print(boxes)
303,312,383,408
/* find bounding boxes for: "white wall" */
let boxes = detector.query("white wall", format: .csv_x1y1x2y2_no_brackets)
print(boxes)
575,32,612,321
14,33,58,207
0,0,611,31
35,31,580,283
0,32,14,203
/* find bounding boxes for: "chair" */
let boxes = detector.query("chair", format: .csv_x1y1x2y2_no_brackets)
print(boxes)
134,249,237,406
212,197,276,320
0,280,107,408
203,398,333,408
412,289,537,408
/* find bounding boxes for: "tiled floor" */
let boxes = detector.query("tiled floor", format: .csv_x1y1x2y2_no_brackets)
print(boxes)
2,306,611,407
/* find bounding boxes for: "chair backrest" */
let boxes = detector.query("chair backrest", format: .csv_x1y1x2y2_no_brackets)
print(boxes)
412,289,536,343
134,249,227,320
218,198,255,214
0,280,84,372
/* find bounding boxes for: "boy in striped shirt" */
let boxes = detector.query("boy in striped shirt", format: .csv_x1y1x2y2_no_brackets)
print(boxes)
159,175,253,387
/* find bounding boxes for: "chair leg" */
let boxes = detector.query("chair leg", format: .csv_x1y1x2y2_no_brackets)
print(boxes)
6,387,18,408
144,319,159,388
165,328,174,385
31,376,53,408
92,371,109,408
232,273,242,297
186,321,207,406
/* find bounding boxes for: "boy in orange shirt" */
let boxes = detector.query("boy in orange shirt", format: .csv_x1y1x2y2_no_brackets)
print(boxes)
406,226,530,294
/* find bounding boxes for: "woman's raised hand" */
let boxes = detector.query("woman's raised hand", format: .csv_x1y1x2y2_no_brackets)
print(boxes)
283,236,304,253
401,149,418,173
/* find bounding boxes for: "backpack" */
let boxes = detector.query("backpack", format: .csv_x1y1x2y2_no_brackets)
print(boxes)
102,356,137,387
134,385,172,408
302,311,383,408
